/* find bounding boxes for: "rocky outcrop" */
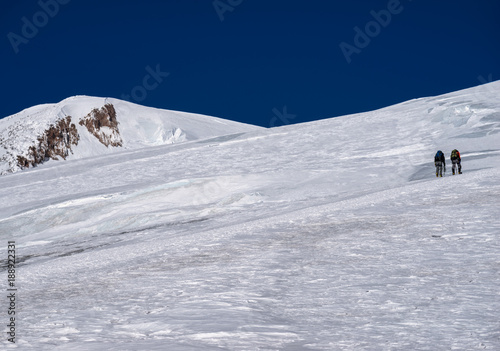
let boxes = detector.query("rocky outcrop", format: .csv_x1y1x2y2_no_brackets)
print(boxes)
16,116,80,169
7,103,123,173
79,104,122,147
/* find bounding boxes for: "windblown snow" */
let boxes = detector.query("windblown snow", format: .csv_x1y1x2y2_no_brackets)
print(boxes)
1,82,499,350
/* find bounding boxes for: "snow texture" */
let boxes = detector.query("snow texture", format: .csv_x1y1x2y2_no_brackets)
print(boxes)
1,82,500,350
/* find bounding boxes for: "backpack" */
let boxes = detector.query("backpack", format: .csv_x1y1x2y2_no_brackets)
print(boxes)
435,150,443,160
451,149,460,159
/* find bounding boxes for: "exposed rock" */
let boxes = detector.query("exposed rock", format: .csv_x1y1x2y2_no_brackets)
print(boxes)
79,104,122,147
7,104,122,173
16,116,80,169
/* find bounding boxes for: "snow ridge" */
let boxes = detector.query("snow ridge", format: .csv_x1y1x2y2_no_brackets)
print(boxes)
0,96,262,175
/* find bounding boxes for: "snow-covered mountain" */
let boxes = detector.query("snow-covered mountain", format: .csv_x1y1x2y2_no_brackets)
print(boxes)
0,96,262,175
1,82,499,350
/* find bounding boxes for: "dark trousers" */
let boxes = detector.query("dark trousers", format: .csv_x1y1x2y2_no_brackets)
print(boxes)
435,161,443,176
452,159,461,174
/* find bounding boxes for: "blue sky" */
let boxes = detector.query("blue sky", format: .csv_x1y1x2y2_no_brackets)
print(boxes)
1,0,499,127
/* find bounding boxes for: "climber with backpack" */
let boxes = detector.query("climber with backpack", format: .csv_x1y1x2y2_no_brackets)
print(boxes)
434,150,446,177
450,149,462,175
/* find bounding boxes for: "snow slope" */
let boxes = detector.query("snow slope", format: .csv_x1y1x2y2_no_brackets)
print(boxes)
0,96,262,174
1,82,499,350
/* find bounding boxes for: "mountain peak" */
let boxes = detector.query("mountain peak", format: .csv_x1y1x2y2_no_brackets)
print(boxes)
0,96,262,175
